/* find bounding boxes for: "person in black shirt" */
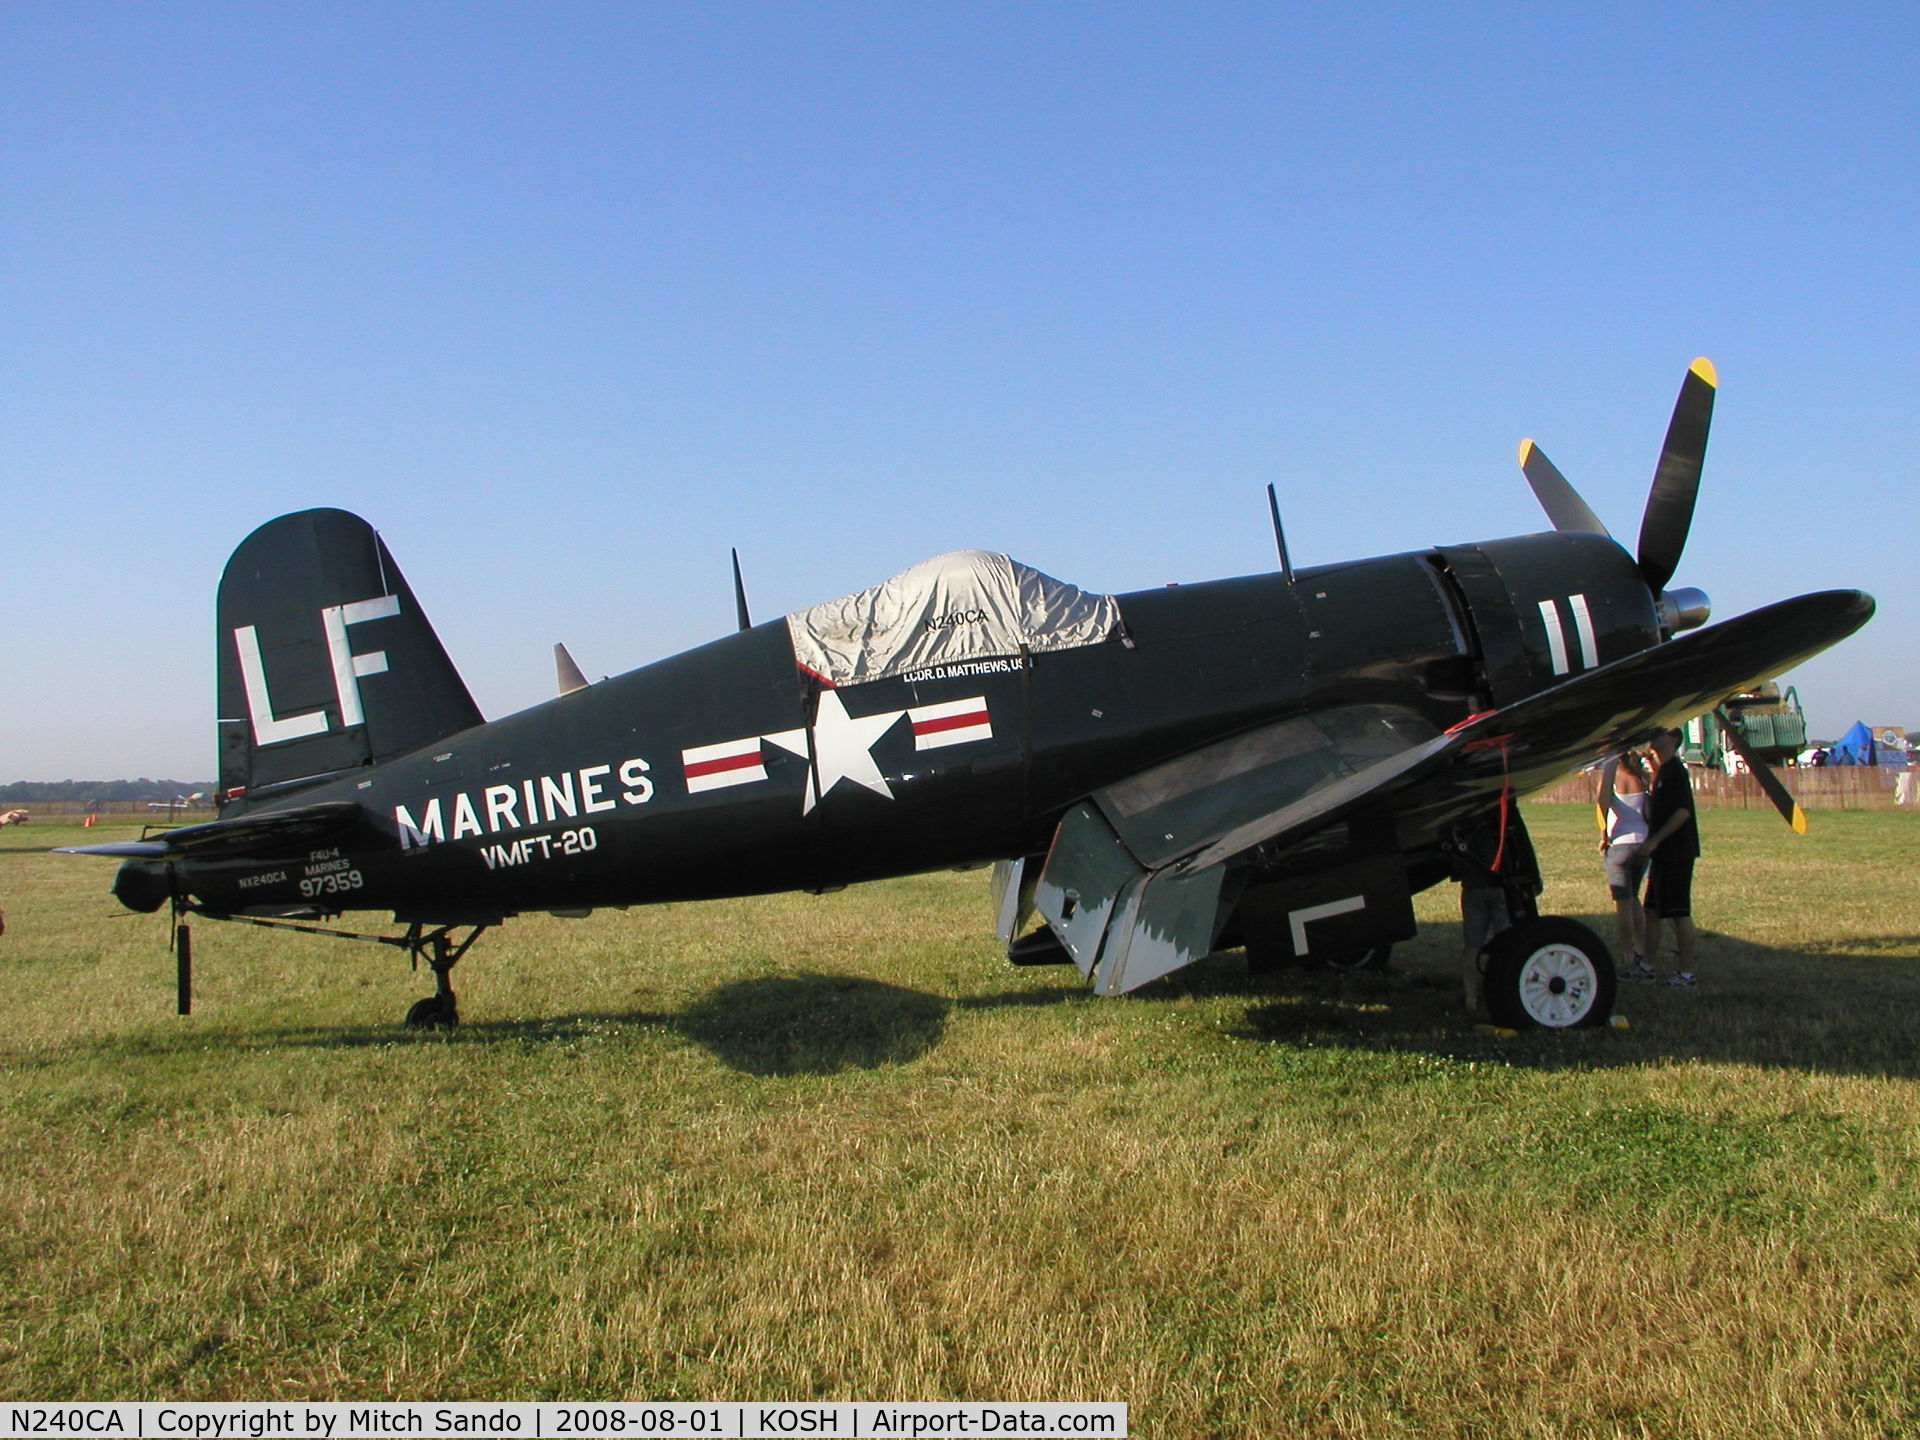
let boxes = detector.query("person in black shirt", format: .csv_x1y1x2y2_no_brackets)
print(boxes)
1640,729,1699,986
1450,805,1541,1015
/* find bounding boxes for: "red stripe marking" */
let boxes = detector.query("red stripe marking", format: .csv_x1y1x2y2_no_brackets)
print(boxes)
914,709,989,736
684,749,764,779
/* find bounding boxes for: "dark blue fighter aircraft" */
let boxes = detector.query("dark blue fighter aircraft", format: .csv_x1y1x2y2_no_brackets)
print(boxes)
65,360,1872,1031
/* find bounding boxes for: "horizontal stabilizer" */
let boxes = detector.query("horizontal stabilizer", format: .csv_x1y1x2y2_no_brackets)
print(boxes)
55,840,171,858
58,801,365,861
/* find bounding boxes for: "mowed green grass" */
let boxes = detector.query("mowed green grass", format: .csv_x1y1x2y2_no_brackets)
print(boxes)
1,806,1917,1436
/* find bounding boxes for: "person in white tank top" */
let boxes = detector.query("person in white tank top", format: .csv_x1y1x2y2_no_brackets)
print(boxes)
1608,785,1649,847
1597,751,1653,978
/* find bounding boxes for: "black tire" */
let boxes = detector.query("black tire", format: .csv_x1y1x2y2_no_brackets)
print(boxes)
405,994,459,1029
1323,944,1392,973
1482,917,1614,1030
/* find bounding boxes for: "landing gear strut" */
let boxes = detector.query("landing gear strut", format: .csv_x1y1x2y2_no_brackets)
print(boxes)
167,906,495,1029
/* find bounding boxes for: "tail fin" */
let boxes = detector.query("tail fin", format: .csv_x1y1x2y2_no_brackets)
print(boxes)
217,509,483,803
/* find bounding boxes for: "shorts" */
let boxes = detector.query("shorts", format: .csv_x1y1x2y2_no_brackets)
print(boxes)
1604,844,1649,901
1460,884,1511,951
1644,855,1694,919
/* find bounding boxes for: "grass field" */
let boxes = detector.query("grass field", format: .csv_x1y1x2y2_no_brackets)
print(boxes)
1,806,1916,1436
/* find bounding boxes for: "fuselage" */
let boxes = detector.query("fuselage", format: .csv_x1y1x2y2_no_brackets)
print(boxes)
155,530,1660,924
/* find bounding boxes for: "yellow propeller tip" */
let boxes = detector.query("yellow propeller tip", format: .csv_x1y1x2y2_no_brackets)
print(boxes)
1791,804,1808,835
1518,438,1535,465
1690,356,1718,387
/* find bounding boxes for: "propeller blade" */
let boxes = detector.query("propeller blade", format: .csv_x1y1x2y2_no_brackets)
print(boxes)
1714,704,1807,833
1637,358,1717,593
1517,440,1611,537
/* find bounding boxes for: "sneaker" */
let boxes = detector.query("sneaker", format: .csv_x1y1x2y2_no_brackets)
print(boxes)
1623,960,1660,982
1666,971,1696,987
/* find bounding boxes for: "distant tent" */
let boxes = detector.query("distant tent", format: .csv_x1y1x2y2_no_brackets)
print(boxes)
1827,721,1878,766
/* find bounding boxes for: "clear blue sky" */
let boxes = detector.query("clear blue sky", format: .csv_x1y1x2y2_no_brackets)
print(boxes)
5,3,1914,780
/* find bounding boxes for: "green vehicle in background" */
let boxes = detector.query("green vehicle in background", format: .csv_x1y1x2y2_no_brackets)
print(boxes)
1682,684,1809,771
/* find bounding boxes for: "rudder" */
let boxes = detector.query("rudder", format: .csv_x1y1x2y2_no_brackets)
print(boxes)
217,509,483,803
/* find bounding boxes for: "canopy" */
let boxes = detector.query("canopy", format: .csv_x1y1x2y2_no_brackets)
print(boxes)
786,549,1123,687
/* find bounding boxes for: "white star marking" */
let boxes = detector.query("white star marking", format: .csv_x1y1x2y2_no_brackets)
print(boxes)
764,689,905,814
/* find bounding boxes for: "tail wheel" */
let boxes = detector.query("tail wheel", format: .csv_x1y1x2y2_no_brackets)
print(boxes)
406,994,459,1029
1323,944,1392,972
1483,917,1614,1029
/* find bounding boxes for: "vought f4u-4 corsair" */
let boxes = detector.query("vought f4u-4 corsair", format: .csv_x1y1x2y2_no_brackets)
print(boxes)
66,361,1872,1031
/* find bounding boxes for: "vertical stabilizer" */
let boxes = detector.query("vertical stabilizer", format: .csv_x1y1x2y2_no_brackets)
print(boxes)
217,509,483,803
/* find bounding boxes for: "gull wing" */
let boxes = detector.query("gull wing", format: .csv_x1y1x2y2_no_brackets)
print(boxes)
1031,589,1872,994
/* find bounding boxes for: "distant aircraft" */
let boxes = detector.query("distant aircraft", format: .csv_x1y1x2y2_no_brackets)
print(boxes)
1,810,28,827
147,794,208,816
63,361,1872,1031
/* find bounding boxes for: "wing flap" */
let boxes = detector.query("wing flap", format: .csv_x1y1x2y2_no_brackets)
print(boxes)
1031,803,1230,994
1033,803,1140,978
1094,704,1441,869
1090,864,1227,996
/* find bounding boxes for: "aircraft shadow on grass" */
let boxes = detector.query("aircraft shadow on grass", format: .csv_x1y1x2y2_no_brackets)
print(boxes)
1195,920,1920,1083
18,925,1915,1082
227,973,958,1076
669,973,950,1075
3,970,1082,1076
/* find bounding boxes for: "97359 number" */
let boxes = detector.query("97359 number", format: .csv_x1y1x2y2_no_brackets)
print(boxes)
299,869,364,898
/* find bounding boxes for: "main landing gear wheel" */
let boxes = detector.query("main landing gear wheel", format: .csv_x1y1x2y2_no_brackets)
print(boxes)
1482,917,1615,1030
405,993,459,1029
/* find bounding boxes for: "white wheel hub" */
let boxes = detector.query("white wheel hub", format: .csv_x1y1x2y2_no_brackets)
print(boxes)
1517,943,1599,1027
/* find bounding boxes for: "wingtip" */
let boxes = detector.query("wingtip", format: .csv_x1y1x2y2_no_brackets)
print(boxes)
1690,356,1717,388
